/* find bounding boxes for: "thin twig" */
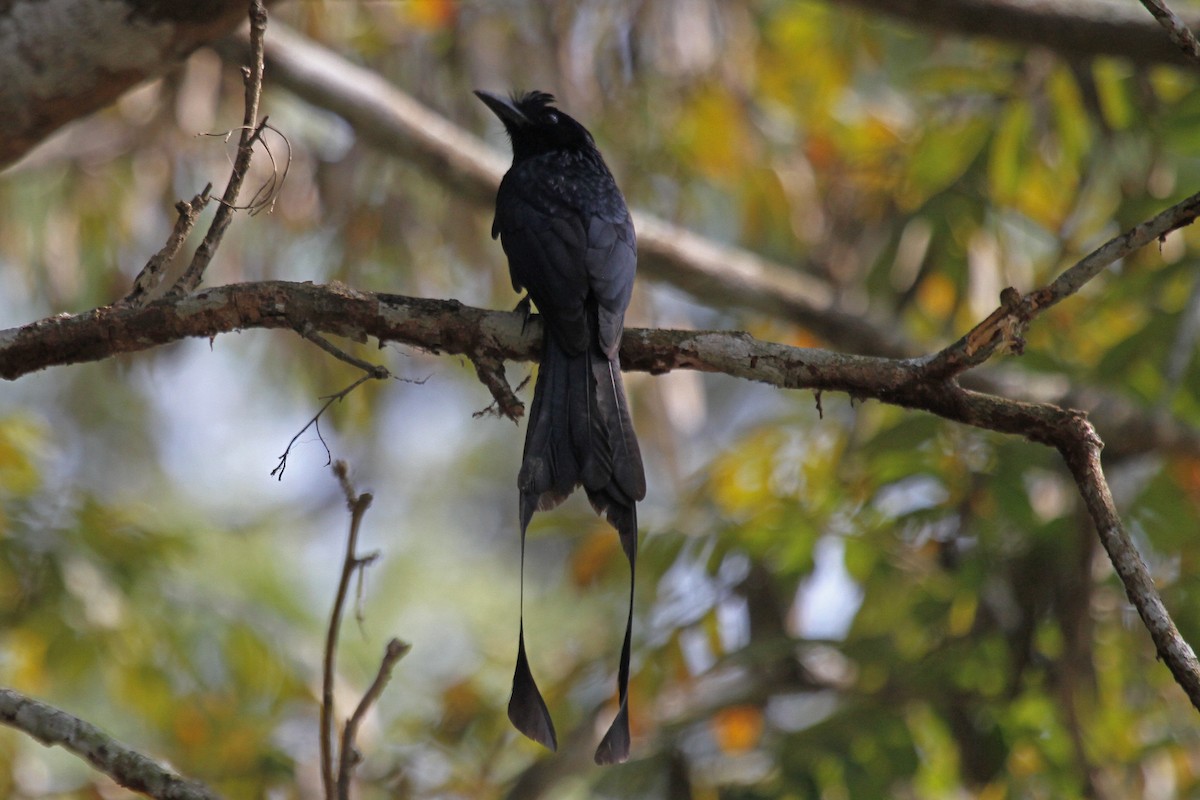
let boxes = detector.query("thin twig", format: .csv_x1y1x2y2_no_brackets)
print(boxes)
270,326,393,479
1036,191,1200,312
1055,417,1200,708
922,188,1200,378
337,638,411,800
170,0,269,297
123,184,213,306
321,461,375,800
471,354,524,422
0,688,221,800
301,324,391,380
270,374,374,480
1140,0,1200,64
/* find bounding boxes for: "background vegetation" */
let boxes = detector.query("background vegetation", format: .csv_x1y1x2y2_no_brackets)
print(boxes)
3,1,1200,797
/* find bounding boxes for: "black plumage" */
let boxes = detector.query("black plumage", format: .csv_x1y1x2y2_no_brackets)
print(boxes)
476,89,645,765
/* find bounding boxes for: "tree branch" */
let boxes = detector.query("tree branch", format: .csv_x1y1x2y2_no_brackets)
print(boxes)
337,638,410,800
0,688,221,800
0,280,1196,454
172,0,269,297
838,0,1200,67
123,184,213,307
5,281,1198,715
1055,420,1200,710
0,0,266,169
216,23,897,358
212,22,1200,462
1139,0,1200,64
321,461,375,799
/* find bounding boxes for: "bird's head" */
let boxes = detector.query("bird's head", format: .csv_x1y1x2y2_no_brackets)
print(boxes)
475,90,596,162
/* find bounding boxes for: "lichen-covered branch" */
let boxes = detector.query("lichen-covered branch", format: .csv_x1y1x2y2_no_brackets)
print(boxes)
1139,0,1200,64
0,688,221,800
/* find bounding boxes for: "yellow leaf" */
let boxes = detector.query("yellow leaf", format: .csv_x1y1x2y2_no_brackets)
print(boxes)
916,273,957,320
173,703,210,749
405,0,456,29
948,593,977,637
1007,741,1044,777
711,705,764,753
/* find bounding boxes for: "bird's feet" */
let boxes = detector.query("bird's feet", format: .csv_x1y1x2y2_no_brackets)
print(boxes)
514,294,535,336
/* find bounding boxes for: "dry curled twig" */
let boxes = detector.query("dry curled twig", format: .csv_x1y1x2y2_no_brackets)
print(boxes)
199,121,292,216
171,0,269,297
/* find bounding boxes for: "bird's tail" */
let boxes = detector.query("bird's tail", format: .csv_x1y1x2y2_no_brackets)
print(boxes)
508,334,646,764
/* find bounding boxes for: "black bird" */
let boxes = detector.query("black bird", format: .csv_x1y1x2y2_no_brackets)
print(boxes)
476,89,646,765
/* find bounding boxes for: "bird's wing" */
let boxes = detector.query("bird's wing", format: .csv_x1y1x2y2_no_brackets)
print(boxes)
495,185,593,355
584,212,636,360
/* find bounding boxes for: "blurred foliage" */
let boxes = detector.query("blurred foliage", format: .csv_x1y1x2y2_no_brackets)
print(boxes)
4,0,1200,798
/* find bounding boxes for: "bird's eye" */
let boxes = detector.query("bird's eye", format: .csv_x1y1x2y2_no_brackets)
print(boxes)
546,112,559,124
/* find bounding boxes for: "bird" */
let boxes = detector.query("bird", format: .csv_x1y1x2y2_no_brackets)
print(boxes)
476,89,646,765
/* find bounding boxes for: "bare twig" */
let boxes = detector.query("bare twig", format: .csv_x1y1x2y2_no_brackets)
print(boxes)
922,188,1200,378
123,184,213,306
320,461,376,800
0,688,220,800
1037,191,1200,311
300,324,391,380
471,354,524,422
320,465,406,800
1055,417,1200,708
1140,0,1200,64
171,0,269,297
337,638,411,800
271,373,375,480
269,325,392,479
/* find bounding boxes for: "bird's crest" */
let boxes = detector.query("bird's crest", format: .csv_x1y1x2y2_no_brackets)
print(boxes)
512,90,557,113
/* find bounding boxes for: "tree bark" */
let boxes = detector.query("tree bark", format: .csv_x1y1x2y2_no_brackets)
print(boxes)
0,0,259,168
841,0,1199,66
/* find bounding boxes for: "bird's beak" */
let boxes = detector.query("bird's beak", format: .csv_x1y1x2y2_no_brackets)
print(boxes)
474,90,530,129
